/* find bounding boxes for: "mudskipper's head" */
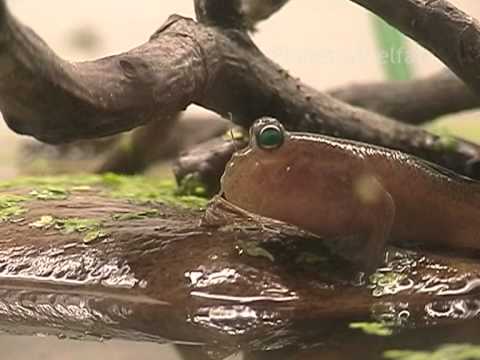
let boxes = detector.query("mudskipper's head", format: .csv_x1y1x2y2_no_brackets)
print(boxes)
220,117,294,208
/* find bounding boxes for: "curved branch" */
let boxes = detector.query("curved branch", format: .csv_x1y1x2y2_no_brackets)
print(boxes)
329,70,480,124
97,113,229,174
349,0,480,94
0,11,206,143
1,2,480,178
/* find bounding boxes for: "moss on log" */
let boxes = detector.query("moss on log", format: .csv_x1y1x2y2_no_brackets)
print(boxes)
0,175,479,358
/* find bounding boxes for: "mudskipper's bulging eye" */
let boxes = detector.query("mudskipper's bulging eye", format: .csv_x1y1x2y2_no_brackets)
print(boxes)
256,124,285,150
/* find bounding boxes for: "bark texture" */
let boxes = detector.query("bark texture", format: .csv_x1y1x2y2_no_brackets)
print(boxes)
0,182,479,357
0,1,479,179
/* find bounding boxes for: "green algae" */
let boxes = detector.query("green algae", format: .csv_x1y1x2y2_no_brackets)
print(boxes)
0,194,29,222
29,215,55,229
29,215,109,244
0,173,207,209
349,322,393,337
112,209,160,221
56,217,109,244
384,344,480,360
175,173,208,198
82,230,109,244
101,173,207,208
0,174,207,244
29,187,69,200
55,218,102,235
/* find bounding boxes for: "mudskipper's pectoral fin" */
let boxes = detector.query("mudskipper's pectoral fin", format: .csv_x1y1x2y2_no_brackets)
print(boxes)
324,191,395,273
323,234,381,272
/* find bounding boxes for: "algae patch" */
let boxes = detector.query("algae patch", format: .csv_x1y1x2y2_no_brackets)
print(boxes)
1,174,207,241
30,215,55,229
56,218,101,234
101,173,207,208
82,230,109,244
175,173,208,198
349,322,393,337
29,215,109,244
0,174,208,209
112,209,160,221
0,194,28,222
29,187,69,200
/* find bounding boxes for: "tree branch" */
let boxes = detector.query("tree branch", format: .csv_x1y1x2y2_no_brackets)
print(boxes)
97,113,229,174
0,1,480,178
0,11,205,143
349,0,480,94
329,70,479,125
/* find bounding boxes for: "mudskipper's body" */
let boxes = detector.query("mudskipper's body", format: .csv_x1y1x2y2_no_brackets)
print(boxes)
220,118,480,270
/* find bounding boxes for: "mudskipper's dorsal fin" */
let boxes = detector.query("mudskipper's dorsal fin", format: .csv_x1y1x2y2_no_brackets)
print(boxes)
418,158,479,185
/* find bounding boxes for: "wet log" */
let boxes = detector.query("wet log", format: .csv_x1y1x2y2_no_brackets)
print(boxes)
0,175,479,359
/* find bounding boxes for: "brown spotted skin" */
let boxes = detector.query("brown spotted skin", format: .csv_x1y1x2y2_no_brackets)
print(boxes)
220,128,480,269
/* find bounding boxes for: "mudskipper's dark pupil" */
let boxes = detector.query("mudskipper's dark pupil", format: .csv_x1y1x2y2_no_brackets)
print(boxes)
257,126,284,149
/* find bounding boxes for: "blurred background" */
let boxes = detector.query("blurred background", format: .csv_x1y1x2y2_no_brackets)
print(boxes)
1,0,480,359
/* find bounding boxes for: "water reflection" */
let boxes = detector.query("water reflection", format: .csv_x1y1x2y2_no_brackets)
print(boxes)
1,224,480,359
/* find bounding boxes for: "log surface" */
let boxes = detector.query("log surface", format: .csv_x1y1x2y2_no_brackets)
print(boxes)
0,177,479,356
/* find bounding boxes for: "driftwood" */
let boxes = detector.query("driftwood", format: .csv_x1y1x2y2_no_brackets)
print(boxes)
1,0,480,179
1,0,480,358
0,178,480,359
350,0,480,94
329,70,479,125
